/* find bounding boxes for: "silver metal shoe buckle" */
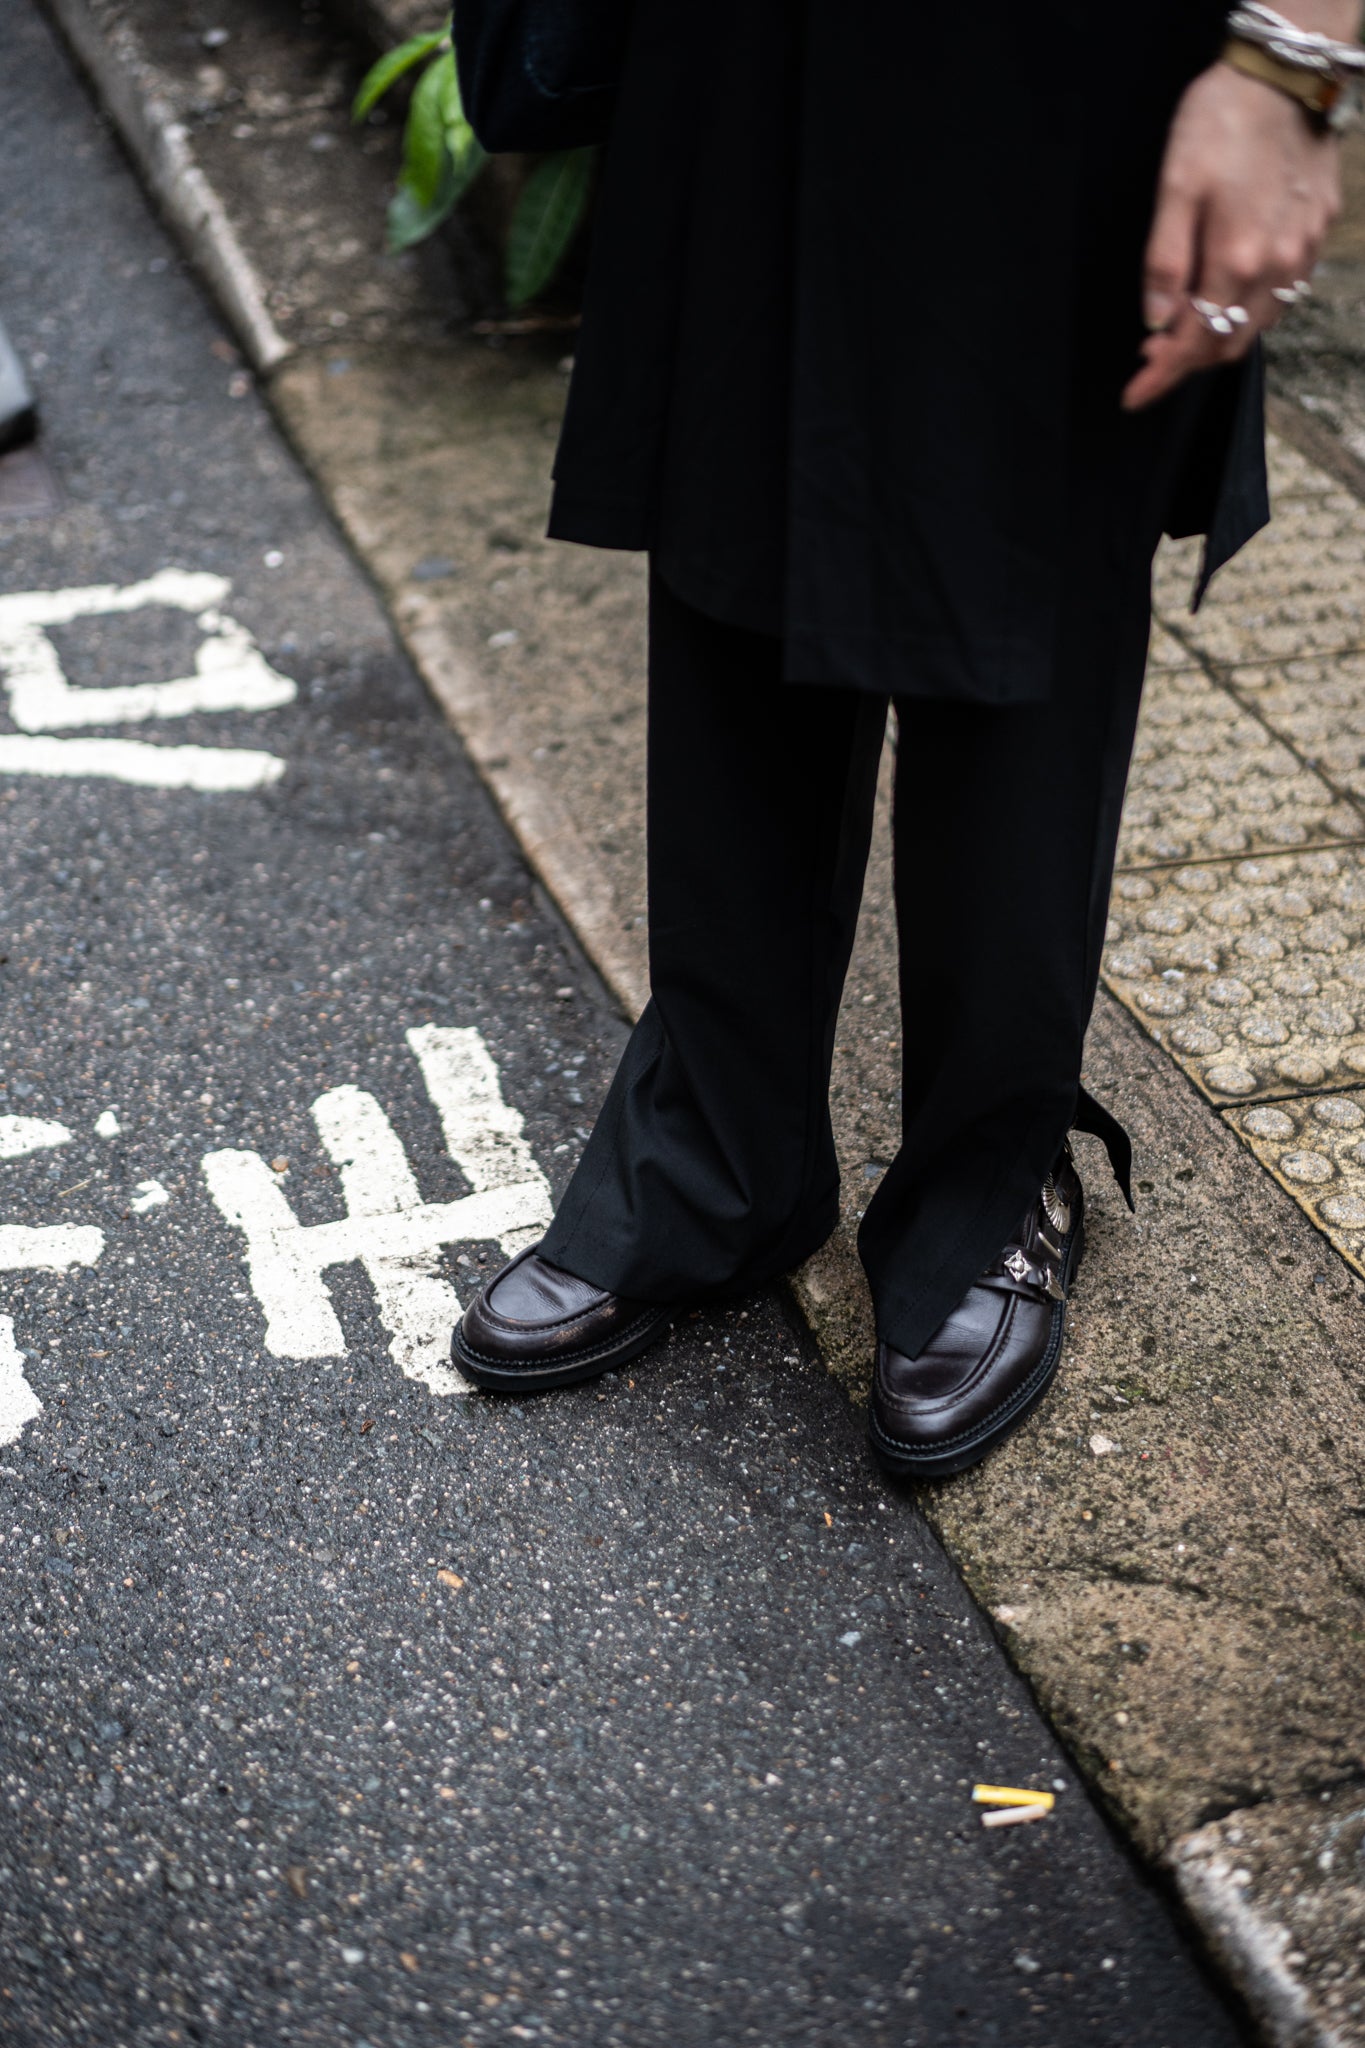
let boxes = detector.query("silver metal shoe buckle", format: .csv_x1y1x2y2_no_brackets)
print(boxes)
1004,1246,1065,1301
1041,1174,1071,1236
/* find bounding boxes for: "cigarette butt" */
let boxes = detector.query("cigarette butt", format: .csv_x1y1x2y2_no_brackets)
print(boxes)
972,1784,1056,1811
981,1802,1051,1829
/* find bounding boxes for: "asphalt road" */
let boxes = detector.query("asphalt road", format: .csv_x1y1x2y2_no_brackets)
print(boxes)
0,6,1249,2044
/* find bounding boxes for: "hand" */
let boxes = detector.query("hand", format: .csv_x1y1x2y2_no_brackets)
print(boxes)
1121,61,1342,411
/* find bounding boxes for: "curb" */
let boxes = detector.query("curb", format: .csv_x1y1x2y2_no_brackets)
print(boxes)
390,589,649,1021
42,0,290,376
1173,1833,1337,2048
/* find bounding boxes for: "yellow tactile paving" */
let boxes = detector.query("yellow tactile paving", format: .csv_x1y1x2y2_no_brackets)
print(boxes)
1263,434,1350,499
1227,1092,1365,1274
1146,622,1202,670
1223,652,1365,805
1108,446,1365,1279
1103,849,1365,1102
1118,664,1364,870
1153,493,1365,666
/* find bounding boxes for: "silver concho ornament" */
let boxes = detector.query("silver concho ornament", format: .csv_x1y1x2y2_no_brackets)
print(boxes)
1004,1248,1031,1284
1041,1175,1070,1236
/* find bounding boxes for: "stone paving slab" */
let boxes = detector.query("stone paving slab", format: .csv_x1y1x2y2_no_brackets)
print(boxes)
1103,849,1365,1102
1117,662,1364,870
1230,1091,1365,1263
1226,653,1365,805
1149,622,1203,668
1155,492,1365,667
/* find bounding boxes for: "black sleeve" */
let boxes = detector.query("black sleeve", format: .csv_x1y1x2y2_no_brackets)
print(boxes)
454,0,633,153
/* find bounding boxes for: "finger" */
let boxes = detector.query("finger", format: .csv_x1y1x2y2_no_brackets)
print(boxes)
1121,304,1223,411
1191,265,1263,363
1194,203,1299,360
1142,182,1200,333
1191,294,1260,360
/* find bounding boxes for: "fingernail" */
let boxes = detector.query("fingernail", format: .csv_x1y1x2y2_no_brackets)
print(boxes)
1143,292,1175,332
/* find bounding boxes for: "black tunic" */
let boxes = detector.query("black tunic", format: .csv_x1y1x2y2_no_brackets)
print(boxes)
547,0,1269,702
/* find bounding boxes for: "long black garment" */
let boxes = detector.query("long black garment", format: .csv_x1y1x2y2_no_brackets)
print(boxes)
548,0,1268,699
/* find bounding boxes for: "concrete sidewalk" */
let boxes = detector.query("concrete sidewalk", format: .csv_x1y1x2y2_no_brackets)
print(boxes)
30,0,1365,2037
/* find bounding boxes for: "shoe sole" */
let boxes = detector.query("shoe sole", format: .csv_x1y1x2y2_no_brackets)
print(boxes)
868,1216,1086,1481
451,1305,677,1395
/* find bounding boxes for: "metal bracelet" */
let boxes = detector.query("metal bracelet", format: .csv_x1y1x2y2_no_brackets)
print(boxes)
1226,3,1365,80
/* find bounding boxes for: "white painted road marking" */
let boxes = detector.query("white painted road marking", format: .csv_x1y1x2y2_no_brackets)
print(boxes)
406,1023,546,1245
0,1317,41,1448
0,1117,100,1443
0,569,294,789
0,570,296,729
202,1026,552,1395
0,1028,547,1439
0,1116,72,1159
0,1225,105,1271
0,734,285,791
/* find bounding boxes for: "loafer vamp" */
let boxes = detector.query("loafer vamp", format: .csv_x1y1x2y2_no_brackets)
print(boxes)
484,1253,613,1330
874,1281,1053,1444
870,1146,1085,1475
460,1247,656,1365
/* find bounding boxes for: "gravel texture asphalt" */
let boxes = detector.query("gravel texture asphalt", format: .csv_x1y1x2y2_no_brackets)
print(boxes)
0,5,1249,2043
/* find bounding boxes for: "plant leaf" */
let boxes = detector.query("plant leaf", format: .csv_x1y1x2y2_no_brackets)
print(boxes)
384,52,486,254
402,49,457,209
437,43,483,181
387,152,458,251
351,27,448,124
505,148,594,308
450,131,487,197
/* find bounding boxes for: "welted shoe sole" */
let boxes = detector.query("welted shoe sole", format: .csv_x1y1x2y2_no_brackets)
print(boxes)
452,1303,677,1394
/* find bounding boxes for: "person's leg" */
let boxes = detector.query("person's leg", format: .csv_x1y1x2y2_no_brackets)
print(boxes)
540,567,888,1302
861,385,1206,1470
861,564,1152,1361
458,572,885,1390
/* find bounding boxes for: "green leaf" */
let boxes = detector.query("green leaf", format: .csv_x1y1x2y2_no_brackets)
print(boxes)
437,43,483,181
505,148,594,308
402,50,457,210
383,48,487,254
387,153,458,251
451,129,487,194
351,26,448,124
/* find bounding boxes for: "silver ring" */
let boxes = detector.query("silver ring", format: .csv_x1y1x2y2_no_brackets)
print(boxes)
1191,297,1237,338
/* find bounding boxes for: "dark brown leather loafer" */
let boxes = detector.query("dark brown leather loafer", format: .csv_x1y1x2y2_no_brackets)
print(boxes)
452,1245,676,1393
869,1146,1084,1479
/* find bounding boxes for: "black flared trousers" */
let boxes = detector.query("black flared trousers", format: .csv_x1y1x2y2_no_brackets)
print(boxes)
541,414,1190,1357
